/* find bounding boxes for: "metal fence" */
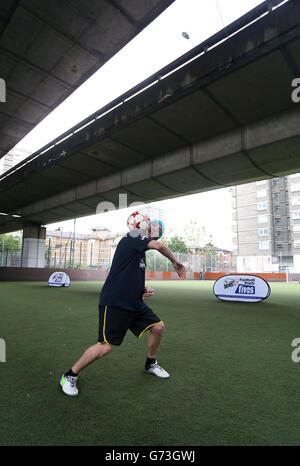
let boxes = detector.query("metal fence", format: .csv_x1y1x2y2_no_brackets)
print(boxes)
145,250,226,273
0,242,234,273
0,247,22,267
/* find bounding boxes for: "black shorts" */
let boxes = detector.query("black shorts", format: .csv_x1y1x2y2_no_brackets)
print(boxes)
98,305,161,346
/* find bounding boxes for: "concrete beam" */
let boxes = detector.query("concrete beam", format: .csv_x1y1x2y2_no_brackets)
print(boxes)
0,105,298,234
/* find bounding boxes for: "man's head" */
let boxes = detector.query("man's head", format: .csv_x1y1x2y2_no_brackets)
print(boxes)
127,211,165,239
148,220,164,239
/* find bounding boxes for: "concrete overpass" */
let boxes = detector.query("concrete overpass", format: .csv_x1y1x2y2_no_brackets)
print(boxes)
0,0,175,160
1,0,300,242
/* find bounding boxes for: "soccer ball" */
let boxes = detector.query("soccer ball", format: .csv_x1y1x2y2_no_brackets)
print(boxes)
127,211,150,232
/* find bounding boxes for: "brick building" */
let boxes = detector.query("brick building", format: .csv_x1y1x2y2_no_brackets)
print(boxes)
46,226,125,268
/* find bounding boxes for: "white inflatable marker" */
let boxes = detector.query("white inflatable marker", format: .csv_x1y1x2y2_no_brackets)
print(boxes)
213,274,271,303
48,271,71,287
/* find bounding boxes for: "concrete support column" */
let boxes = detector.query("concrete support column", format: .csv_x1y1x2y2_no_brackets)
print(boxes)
21,225,46,268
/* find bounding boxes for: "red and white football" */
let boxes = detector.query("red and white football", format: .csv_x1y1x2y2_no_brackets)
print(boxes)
127,211,150,231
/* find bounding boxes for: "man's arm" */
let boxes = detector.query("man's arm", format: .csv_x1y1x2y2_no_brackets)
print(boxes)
147,240,185,277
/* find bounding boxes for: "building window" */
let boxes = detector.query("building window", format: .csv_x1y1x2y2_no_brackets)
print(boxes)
100,249,105,253
258,215,268,224
291,183,300,192
257,190,267,198
258,228,269,237
293,225,300,233
276,244,283,249
294,240,300,248
257,202,268,211
292,210,300,219
291,196,300,206
256,180,267,186
259,241,269,250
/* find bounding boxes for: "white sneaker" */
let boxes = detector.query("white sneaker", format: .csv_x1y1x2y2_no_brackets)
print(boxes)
60,374,78,396
144,361,170,379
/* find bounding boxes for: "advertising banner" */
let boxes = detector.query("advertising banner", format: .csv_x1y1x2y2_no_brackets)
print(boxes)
213,274,271,303
48,271,71,287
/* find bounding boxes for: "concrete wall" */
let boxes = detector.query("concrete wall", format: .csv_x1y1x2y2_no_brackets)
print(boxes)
0,267,108,282
0,268,201,282
0,268,287,282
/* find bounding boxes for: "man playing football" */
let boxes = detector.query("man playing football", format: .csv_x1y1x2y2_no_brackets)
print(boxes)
60,214,185,396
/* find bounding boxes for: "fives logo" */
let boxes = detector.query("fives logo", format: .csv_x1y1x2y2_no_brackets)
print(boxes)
235,284,255,295
234,277,256,295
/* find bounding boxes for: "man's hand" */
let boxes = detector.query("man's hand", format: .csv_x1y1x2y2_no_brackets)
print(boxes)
142,286,154,299
146,241,185,278
173,261,185,278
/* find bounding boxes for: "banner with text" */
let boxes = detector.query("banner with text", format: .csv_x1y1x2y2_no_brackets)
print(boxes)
213,274,271,303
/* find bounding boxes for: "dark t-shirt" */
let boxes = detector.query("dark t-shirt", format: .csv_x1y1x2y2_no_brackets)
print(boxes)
99,232,152,312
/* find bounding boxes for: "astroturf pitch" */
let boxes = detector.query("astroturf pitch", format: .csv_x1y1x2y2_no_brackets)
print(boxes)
0,280,299,446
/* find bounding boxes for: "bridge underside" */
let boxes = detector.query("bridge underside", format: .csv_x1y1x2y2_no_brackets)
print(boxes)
1,0,300,234
0,0,174,159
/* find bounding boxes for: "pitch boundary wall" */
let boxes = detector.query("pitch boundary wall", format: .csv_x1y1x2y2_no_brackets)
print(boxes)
0,268,287,282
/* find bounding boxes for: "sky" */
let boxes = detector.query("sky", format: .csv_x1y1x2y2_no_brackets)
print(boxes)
7,0,266,249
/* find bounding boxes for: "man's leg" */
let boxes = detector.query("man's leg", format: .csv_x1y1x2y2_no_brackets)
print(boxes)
147,321,164,359
61,343,112,396
145,321,170,379
72,342,112,374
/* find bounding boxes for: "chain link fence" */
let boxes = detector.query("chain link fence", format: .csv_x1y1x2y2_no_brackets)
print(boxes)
145,250,227,273
0,247,22,267
0,240,234,273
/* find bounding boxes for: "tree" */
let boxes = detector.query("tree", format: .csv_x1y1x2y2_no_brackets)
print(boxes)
0,234,20,253
181,221,218,272
200,243,218,272
182,221,213,250
162,235,188,253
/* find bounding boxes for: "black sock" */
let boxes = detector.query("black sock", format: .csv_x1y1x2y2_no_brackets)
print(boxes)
145,358,156,370
64,368,78,378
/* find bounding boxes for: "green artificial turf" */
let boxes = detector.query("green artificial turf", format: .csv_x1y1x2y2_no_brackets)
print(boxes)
0,280,299,446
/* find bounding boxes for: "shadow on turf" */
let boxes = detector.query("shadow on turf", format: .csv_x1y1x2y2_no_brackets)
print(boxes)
213,299,280,310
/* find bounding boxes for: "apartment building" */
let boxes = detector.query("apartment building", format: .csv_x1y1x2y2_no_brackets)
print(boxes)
232,174,300,273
